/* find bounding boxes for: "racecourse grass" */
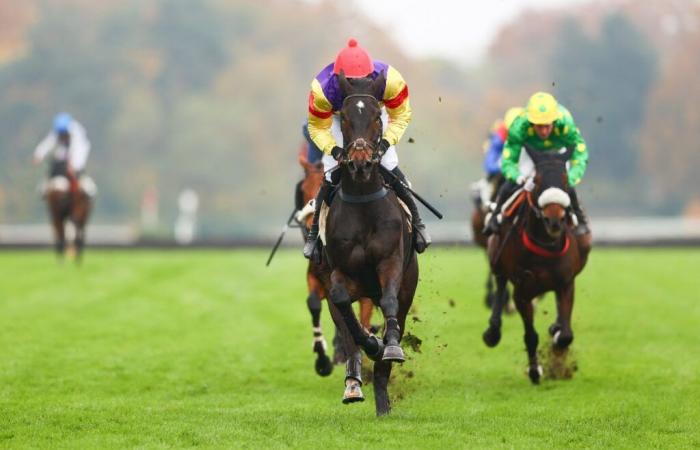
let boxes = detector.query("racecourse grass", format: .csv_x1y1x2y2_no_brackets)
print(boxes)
0,248,698,449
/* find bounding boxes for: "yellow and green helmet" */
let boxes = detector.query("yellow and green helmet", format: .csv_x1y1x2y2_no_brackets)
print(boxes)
526,92,561,125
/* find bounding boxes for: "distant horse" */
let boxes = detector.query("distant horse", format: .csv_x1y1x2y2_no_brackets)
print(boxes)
323,71,418,416
483,145,591,383
44,174,93,262
296,150,375,376
471,174,511,309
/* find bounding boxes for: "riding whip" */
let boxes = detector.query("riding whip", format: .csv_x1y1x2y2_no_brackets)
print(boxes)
265,208,298,267
380,167,444,219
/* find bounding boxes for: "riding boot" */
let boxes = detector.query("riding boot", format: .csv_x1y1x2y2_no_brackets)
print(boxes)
386,167,431,253
303,179,333,261
483,180,519,236
568,187,591,236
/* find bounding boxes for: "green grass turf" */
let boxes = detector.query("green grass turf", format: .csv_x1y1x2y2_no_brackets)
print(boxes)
0,248,698,448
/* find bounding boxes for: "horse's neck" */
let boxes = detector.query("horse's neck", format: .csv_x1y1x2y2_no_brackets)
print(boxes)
339,168,384,196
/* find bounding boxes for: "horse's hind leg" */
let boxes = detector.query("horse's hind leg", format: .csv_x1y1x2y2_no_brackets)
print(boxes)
306,289,333,376
515,291,542,384
550,280,575,349
483,274,508,347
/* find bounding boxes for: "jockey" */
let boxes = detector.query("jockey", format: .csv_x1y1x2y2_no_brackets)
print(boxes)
303,38,430,260
33,113,93,194
484,92,590,236
474,107,523,208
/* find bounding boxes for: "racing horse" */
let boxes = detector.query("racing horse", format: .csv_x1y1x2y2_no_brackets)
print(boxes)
482,145,591,383
45,173,92,263
323,71,418,416
296,149,376,375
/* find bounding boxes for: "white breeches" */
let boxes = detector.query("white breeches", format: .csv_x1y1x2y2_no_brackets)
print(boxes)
323,108,398,182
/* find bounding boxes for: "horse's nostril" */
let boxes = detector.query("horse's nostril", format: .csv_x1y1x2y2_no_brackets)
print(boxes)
363,161,371,169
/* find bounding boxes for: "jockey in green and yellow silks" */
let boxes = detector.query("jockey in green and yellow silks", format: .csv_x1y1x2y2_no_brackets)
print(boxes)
303,39,430,261
484,92,591,236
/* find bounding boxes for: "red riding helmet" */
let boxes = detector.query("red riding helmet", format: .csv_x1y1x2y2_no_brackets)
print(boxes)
333,38,373,78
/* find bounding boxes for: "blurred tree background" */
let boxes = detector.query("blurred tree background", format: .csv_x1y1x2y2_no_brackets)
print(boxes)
0,0,698,238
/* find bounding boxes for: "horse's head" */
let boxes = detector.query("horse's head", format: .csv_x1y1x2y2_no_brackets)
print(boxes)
525,145,573,238
337,70,384,183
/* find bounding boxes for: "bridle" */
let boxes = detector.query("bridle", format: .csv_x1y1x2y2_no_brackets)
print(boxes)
339,94,383,163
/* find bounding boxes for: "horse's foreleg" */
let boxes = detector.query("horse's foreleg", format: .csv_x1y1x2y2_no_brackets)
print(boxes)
74,226,85,264
377,259,404,363
52,217,65,259
483,274,508,347
326,301,365,404
515,292,542,384
329,273,383,361
551,280,575,349
373,359,393,416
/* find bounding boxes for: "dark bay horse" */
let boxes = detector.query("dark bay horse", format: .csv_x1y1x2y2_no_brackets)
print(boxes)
296,150,374,376
45,175,92,262
324,72,418,416
483,146,591,384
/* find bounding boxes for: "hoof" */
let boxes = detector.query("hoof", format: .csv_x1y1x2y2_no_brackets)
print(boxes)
528,365,543,384
342,380,365,404
376,405,391,417
315,353,333,377
553,330,574,349
482,327,501,348
382,345,405,363
548,323,561,337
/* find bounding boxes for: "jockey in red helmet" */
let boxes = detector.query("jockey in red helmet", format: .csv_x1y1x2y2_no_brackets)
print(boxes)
303,39,430,261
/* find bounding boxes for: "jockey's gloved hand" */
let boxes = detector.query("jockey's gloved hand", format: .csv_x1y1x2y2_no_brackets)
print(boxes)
378,138,391,157
331,146,344,161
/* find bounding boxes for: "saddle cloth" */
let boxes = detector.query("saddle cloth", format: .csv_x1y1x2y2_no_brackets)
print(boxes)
40,175,98,197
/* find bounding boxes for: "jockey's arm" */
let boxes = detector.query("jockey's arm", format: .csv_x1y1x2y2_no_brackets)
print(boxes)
33,133,56,164
382,66,412,146
307,79,337,154
563,123,588,186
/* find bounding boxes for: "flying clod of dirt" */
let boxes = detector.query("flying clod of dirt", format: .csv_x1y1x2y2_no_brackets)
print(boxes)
402,332,423,353
448,299,456,308
408,137,415,143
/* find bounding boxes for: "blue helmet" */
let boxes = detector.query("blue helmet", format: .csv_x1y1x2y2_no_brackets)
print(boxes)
53,112,73,134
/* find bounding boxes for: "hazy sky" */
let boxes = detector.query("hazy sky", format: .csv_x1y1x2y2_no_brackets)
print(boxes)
350,0,592,65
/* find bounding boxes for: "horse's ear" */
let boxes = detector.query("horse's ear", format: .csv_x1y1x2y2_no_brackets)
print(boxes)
338,70,353,96
372,71,386,100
